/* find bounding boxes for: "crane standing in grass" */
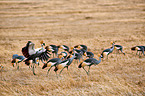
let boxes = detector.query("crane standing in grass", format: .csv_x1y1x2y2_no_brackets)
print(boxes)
11,54,25,70
22,41,50,75
78,54,101,75
101,41,115,59
54,49,76,76
131,46,145,57
42,54,63,76
114,44,125,55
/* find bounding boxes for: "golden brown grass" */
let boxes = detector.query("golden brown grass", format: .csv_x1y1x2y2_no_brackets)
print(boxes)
0,0,145,95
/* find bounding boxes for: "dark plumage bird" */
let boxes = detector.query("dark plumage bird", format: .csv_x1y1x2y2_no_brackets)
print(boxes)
78,54,101,75
49,45,59,57
114,45,125,55
131,46,145,57
58,51,68,60
84,51,94,58
74,45,88,52
69,49,83,64
54,49,76,76
11,54,25,69
22,41,50,75
59,45,69,52
42,54,63,75
101,41,115,59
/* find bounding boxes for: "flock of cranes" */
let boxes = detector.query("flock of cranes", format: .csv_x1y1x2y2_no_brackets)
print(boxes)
8,40,145,76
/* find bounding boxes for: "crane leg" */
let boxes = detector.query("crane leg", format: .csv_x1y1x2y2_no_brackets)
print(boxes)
32,63,36,75
83,67,89,75
88,66,91,75
47,66,52,76
17,63,19,70
59,67,65,75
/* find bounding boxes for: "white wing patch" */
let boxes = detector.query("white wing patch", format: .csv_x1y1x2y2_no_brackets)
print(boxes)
104,52,109,55
60,61,69,67
84,62,91,65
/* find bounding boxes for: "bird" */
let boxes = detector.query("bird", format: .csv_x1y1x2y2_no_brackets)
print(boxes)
48,45,59,58
11,54,25,69
42,54,63,75
73,45,94,59
59,45,69,52
114,44,125,55
22,41,50,75
101,41,115,59
69,49,83,64
78,54,101,75
54,49,76,76
58,51,68,60
84,51,94,58
131,46,145,57
74,44,88,52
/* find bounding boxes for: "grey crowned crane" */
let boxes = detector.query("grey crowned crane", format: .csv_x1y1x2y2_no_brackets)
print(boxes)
58,51,68,60
48,45,59,57
42,54,63,75
54,49,76,76
59,45,69,52
84,51,94,58
78,54,101,75
22,41,50,75
74,45,94,59
101,41,115,59
74,44,88,52
11,54,25,69
69,49,83,64
114,45,125,55
131,46,145,57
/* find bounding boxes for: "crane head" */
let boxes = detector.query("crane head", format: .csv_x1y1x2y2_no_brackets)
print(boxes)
98,54,101,57
111,41,115,45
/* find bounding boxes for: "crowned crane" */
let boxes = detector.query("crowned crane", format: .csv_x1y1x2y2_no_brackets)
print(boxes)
84,51,94,58
22,41,50,75
69,49,83,64
114,45,125,55
42,54,63,75
101,41,115,59
54,49,76,76
131,46,145,57
74,44,88,52
11,54,25,69
74,45,94,59
78,54,101,75
48,45,59,57
59,45,69,52
58,51,68,60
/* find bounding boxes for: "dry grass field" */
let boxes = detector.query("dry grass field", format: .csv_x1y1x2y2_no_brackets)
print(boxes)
0,0,145,95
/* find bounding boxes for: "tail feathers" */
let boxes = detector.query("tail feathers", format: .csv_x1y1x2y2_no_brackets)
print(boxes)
131,47,136,50
78,63,82,68
54,66,58,72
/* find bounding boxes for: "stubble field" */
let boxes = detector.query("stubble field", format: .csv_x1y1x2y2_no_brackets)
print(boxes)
0,0,145,95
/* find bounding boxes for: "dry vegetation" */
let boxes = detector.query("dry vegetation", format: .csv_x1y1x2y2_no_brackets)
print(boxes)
0,0,145,95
